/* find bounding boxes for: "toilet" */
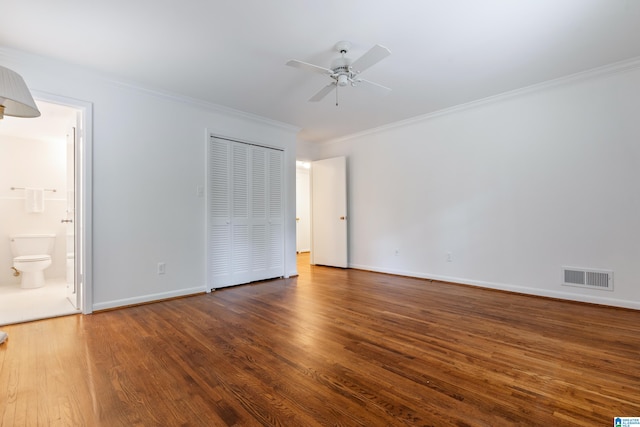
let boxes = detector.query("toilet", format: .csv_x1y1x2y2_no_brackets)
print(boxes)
10,234,56,289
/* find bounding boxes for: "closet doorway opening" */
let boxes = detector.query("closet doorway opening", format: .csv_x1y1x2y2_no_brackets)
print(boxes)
206,135,285,290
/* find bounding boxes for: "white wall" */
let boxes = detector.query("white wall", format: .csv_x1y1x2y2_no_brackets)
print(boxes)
0,48,299,311
296,138,320,162
0,135,69,283
317,63,640,309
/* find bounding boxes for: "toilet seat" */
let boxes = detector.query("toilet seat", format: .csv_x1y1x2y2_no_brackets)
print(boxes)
14,254,51,262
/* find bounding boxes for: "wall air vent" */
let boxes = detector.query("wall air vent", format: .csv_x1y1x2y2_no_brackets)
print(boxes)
561,267,613,291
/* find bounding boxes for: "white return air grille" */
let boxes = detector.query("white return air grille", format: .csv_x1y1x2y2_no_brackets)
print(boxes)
562,267,613,291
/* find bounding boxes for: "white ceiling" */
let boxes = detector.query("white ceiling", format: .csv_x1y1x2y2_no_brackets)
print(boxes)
1,0,640,142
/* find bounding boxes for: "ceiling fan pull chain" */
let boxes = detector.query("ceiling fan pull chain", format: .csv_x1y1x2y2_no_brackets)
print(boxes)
336,83,339,106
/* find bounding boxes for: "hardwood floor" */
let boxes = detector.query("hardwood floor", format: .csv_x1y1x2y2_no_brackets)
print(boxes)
1,253,639,426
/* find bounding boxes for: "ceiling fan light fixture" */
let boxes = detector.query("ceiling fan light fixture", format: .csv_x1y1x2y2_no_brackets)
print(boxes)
0,65,41,120
286,41,391,103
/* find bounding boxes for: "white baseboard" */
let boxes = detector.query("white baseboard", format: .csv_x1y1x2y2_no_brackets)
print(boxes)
286,268,298,278
349,263,640,311
92,285,208,312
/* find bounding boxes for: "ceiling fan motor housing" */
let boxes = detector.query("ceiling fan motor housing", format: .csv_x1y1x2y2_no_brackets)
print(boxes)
331,57,353,86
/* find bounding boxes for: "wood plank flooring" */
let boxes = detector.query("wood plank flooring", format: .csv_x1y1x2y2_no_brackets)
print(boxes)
1,253,639,426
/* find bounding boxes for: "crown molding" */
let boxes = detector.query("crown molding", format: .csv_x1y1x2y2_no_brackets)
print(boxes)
0,46,300,135
106,77,300,134
324,56,640,145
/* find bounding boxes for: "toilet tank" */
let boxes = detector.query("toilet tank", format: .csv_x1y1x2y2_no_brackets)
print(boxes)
9,234,56,256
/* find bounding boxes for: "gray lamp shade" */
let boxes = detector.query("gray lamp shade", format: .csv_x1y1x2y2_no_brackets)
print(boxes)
0,65,41,119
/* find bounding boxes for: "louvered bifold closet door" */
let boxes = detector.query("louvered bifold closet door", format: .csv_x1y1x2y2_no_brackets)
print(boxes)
250,147,269,281
267,149,284,279
231,143,252,284
207,137,284,289
207,138,232,287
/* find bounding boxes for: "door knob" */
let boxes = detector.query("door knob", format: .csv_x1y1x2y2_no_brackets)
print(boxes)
61,219,73,223
339,216,346,220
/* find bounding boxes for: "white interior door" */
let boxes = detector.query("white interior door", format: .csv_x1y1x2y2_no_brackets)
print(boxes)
311,156,348,268
62,112,84,309
66,123,79,309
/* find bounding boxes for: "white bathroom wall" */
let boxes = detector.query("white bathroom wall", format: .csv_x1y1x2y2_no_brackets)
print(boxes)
0,134,68,284
316,63,640,309
0,47,299,311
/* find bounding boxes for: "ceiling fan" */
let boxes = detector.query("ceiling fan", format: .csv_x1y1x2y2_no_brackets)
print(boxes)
286,41,391,104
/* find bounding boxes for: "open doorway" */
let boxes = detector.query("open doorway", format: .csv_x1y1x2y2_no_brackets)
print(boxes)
295,161,311,254
296,157,349,268
0,96,91,325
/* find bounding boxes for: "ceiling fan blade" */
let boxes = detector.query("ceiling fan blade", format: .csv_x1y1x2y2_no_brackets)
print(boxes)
309,83,336,102
350,44,391,74
356,78,392,96
286,59,333,75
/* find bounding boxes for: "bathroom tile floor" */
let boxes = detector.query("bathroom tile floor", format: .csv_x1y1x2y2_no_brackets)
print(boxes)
0,278,80,326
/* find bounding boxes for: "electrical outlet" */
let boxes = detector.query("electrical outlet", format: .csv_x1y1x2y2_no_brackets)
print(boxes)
446,252,453,262
157,262,166,274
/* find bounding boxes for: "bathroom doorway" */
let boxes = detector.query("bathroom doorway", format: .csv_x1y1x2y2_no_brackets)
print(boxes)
0,95,91,325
